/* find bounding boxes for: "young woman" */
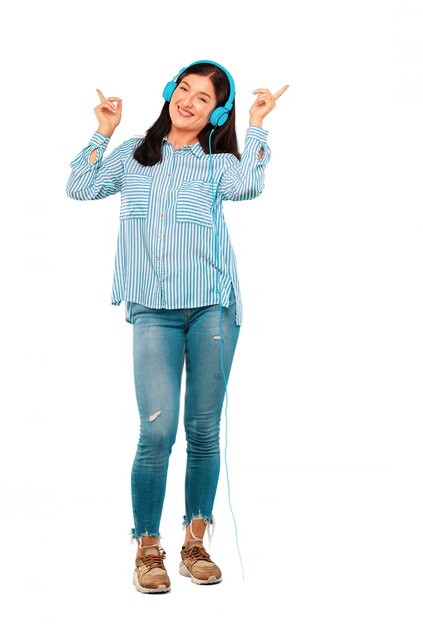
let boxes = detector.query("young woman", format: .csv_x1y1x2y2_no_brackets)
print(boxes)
66,60,288,594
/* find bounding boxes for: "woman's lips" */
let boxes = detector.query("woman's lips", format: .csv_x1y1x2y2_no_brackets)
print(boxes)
178,106,194,118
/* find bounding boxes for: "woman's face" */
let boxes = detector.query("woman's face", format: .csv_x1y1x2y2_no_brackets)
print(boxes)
169,73,218,136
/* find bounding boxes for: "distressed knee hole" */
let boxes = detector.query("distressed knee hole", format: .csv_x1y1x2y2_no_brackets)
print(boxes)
148,410,161,422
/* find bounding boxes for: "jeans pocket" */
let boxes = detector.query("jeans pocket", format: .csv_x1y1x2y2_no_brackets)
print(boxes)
120,173,152,220
176,180,214,229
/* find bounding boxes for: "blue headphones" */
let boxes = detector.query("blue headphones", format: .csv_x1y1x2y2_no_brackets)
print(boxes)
162,59,236,127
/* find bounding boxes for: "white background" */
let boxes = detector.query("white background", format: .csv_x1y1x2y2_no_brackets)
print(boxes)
1,0,422,623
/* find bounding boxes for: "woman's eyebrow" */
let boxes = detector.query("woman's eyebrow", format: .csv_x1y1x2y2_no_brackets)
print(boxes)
180,80,212,100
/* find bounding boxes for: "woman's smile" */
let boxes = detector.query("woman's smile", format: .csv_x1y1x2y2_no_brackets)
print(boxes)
178,106,194,118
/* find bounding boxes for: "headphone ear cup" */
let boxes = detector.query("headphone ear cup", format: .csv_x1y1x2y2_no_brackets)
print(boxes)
163,81,177,102
210,107,229,127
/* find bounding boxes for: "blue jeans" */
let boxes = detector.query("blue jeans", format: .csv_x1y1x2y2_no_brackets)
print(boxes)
129,285,240,542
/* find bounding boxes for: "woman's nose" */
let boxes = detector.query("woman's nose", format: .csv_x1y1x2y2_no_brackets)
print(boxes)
181,96,194,109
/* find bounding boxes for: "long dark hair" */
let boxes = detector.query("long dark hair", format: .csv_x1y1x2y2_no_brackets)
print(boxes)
133,62,241,166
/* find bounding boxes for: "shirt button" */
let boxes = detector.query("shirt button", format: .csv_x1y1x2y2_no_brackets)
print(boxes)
167,173,171,177
163,191,166,196
160,213,164,217
158,234,163,239
158,256,161,261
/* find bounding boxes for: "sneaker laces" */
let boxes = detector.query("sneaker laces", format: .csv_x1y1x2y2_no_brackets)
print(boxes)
184,544,212,564
138,548,167,571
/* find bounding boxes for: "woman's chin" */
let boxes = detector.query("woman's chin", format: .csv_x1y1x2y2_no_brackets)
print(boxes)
171,119,197,132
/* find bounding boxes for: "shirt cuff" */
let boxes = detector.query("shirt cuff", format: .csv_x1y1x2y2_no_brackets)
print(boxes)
89,130,111,147
245,126,271,166
246,126,270,141
69,131,111,170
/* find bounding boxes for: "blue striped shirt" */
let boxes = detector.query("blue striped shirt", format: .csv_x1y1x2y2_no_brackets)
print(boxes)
65,125,271,326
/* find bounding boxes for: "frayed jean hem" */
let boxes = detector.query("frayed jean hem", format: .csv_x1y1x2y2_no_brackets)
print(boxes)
182,513,216,546
129,528,161,545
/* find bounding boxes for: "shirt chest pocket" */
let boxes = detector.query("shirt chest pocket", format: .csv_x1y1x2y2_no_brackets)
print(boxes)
120,173,152,220
176,180,214,229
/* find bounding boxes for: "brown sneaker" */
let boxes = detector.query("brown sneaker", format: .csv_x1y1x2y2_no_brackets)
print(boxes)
133,544,171,594
179,539,222,584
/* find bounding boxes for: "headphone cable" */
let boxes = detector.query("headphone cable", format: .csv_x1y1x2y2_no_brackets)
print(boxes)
208,128,245,580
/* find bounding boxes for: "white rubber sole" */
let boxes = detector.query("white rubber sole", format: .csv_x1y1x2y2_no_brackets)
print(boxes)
179,562,222,585
132,569,171,594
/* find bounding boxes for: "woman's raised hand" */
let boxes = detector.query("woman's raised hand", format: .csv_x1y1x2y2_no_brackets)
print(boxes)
249,85,289,125
94,89,123,137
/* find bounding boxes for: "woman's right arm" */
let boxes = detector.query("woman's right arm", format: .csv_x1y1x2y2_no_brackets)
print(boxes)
65,130,125,200
66,89,126,200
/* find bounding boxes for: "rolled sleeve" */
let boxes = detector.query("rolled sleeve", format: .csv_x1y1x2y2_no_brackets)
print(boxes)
66,132,125,200
218,126,272,201
246,126,272,167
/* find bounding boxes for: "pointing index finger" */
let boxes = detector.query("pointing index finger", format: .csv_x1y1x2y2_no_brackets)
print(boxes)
96,88,106,101
273,85,290,100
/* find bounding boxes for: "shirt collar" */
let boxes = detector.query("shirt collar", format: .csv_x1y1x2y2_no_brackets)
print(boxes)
162,136,204,158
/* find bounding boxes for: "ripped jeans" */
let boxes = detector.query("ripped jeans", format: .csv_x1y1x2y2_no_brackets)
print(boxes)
129,285,240,543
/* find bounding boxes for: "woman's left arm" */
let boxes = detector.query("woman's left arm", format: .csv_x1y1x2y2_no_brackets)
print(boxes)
219,84,289,201
249,85,290,159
